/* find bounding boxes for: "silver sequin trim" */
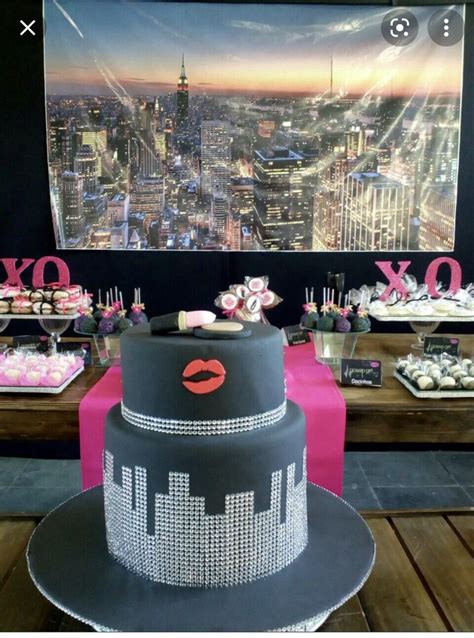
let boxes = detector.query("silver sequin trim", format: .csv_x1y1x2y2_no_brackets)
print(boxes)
104,449,308,588
26,483,376,633
121,400,287,435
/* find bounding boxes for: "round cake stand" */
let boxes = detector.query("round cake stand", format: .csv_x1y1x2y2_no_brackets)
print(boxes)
27,484,375,632
369,313,473,350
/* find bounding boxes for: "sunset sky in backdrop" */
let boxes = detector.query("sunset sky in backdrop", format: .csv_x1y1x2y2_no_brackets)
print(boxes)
44,1,464,98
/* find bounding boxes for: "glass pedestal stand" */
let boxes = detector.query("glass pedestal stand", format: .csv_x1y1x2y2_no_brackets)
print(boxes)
0,317,12,334
408,320,441,350
369,313,473,350
0,314,79,352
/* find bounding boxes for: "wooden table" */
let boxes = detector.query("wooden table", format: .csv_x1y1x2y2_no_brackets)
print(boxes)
0,510,472,631
0,334,473,445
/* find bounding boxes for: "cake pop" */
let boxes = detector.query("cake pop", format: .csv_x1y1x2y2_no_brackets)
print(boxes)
130,288,148,325
116,310,133,333
300,288,318,329
98,307,116,335
74,308,98,334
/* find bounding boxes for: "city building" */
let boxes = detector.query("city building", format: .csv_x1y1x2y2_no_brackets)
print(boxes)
73,145,98,193
341,172,411,251
80,129,107,176
231,177,254,227
419,183,456,251
111,222,129,249
227,212,241,250
139,102,159,178
49,119,73,170
211,194,230,241
253,147,309,250
313,154,349,251
176,55,189,129
83,192,107,227
201,121,232,197
108,193,130,225
60,171,84,244
427,125,459,184
129,178,164,227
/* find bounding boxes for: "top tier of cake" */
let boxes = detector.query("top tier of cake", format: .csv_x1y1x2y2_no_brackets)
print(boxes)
120,321,285,426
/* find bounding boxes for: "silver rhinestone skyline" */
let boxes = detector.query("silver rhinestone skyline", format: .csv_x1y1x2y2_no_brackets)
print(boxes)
120,400,287,435
103,448,308,588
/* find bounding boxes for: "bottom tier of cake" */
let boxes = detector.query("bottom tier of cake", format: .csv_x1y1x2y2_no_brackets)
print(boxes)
103,401,307,588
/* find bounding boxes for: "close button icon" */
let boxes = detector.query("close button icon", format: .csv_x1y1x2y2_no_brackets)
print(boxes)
20,20,36,36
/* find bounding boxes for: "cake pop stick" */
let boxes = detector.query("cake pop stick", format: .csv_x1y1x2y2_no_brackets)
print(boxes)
151,311,216,335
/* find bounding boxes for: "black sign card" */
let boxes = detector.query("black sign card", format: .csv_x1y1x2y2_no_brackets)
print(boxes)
12,335,49,353
340,359,382,387
283,325,311,347
56,342,92,366
423,336,460,357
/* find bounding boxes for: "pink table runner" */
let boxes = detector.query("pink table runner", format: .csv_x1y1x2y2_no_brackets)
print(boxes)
80,343,346,495
284,342,345,496
79,367,122,490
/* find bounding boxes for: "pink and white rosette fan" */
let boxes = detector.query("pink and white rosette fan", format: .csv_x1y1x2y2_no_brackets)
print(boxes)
215,276,282,324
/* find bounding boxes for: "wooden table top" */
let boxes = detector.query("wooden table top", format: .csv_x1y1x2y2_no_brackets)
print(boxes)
1,509,472,631
342,333,474,415
0,334,472,443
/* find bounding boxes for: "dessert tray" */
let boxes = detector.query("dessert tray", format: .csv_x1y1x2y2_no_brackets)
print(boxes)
0,313,80,320
0,366,83,395
394,370,474,399
369,313,473,323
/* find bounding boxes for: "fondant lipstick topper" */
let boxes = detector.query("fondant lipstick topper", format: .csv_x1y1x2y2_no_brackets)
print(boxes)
150,310,216,335
215,276,282,324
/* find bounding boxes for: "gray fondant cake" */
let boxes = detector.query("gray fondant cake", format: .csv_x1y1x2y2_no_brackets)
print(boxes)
27,317,376,632
103,320,308,588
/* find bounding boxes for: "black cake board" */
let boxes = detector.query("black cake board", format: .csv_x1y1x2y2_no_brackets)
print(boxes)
27,484,375,632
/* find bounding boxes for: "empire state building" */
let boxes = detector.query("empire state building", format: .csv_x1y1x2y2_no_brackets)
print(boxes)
176,54,189,128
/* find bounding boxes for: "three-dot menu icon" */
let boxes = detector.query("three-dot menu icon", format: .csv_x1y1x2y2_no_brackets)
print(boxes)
428,9,464,46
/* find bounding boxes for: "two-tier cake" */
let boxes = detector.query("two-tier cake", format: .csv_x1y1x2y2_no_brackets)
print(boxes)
27,319,375,632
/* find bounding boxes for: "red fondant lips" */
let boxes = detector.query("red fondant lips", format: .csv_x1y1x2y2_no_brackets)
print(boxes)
182,359,226,395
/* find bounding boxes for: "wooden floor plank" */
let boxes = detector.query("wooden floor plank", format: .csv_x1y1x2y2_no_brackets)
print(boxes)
0,519,35,590
447,515,474,554
394,515,473,632
0,552,56,631
359,519,447,631
320,595,370,632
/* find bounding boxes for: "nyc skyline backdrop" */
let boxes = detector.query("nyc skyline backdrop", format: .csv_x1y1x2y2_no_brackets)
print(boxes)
44,1,464,251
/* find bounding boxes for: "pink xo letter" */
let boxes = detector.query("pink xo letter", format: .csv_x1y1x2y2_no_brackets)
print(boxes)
425,257,462,298
375,261,411,301
32,256,70,288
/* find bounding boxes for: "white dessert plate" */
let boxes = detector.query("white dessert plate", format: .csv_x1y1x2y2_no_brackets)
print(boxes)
0,366,84,394
394,371,474,399
370,313,474,322
0,313,80,320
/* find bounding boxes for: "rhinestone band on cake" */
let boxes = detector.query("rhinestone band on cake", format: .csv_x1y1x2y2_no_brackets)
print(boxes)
104,448,308,588
121,400,287,435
